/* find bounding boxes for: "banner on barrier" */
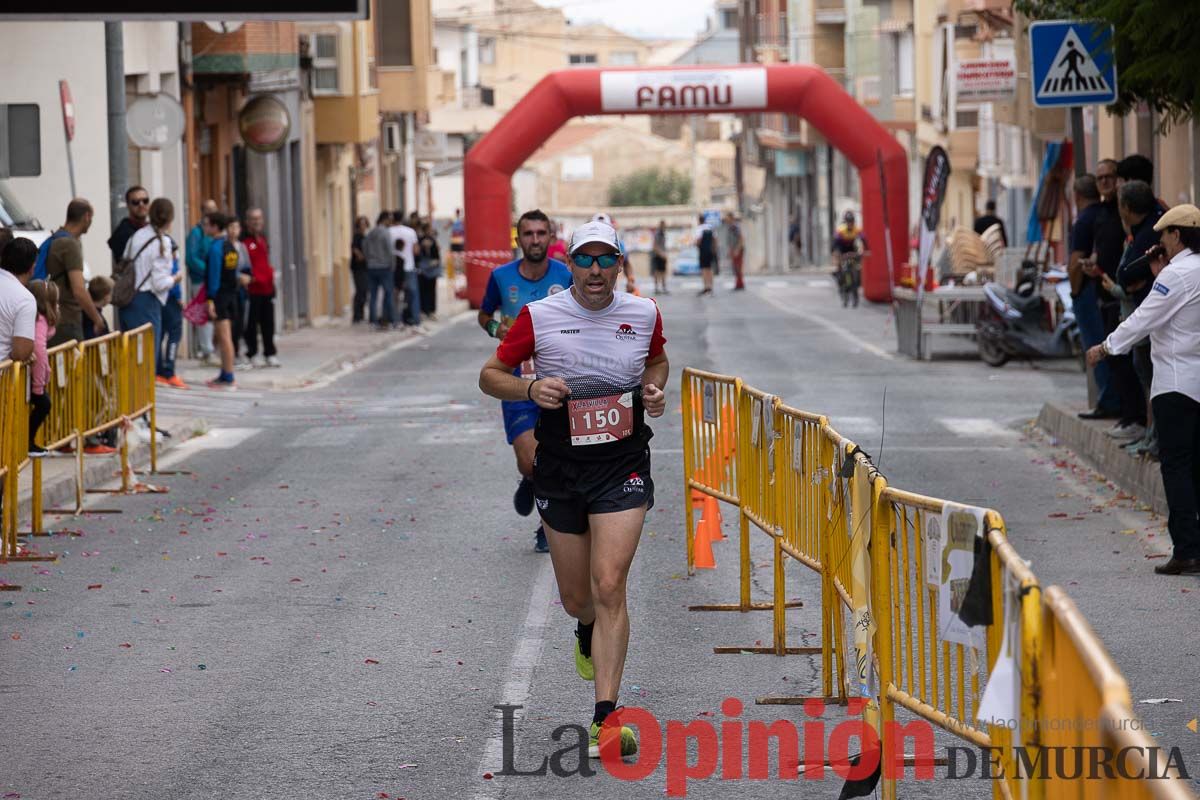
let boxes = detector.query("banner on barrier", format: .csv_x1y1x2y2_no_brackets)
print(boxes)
939,503,987,649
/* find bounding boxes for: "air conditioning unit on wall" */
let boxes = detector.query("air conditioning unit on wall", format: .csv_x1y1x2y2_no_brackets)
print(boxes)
383,121,402,154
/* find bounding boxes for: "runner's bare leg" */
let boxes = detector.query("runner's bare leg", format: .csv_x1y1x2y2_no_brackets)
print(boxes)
513,429,536,479
546,524,594,624
587,506,646,702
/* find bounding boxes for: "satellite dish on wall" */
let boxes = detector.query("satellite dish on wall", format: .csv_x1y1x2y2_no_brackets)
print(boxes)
126,93,186,151
204,21,244,34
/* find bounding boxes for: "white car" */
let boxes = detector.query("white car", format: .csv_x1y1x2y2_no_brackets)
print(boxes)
0,179,49,249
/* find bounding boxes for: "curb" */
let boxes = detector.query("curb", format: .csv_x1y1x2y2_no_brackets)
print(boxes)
1036,401,1167,516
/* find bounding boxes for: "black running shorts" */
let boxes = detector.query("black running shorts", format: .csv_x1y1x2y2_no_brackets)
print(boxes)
532,445,654,535
213,289,239,322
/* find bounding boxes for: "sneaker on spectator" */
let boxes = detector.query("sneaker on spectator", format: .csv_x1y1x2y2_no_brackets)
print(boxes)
29,445,48,458
83,443,117,455
1106,422,1145,441
166,375,188,389
235,356,253,369
156,375,172,387
266,355,281,368
206,376,237,391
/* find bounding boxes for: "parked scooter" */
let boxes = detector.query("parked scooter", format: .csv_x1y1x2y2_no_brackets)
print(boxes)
976,263,1082,367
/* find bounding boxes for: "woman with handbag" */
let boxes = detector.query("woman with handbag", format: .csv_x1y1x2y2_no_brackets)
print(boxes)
119,198,183,374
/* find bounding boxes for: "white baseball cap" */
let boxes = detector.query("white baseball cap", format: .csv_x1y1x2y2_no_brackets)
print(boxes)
569,220,622,255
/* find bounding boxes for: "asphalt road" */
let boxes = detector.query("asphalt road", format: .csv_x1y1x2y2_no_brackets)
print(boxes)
2,273,1197,799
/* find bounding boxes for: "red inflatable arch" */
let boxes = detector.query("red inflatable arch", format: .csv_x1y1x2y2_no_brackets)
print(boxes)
464,64,907,305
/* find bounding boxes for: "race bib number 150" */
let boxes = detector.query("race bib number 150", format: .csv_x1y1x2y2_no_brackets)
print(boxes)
568,392,634,446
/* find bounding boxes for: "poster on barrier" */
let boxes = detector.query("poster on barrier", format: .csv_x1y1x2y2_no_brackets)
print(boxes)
701,381,716,423
977,580,1020,730
924,513,942,589
939,502,987,649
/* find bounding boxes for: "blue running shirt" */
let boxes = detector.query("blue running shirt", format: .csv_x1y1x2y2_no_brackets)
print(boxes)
481,258,572,377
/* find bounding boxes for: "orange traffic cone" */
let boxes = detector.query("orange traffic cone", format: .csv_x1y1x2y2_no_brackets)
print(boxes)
700,494,726,542
693,507,716,570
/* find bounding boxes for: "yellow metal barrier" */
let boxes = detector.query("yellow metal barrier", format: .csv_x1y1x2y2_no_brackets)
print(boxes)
122,324,158,474
0,360,15,559
681,369,740,580
26,341,85,532
679,367,1194,799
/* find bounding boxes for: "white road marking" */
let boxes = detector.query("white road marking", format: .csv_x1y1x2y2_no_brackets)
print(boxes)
755,290,896,361
473,559,556,798
938,417,1018,438
764,280,789,289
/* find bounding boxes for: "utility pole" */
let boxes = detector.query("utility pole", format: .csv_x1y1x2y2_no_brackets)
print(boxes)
105,22,129,234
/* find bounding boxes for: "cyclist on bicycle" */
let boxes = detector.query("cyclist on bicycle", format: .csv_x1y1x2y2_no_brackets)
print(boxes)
832,210,867,307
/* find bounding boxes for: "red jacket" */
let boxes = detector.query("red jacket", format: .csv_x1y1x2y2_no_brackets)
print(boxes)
242,234,275,296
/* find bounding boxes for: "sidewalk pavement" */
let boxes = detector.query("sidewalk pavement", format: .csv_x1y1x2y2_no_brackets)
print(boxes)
1037,401,1167,516
7,292,470,541
175,287,471,391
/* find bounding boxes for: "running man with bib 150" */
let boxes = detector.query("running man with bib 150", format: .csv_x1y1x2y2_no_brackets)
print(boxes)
479,209,572,553
479,219,668,758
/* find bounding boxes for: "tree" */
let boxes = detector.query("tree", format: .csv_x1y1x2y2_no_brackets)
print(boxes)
607,167,692,207
1015,0,1200,126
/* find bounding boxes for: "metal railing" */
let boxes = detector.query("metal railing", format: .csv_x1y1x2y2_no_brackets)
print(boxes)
680,366,1193,799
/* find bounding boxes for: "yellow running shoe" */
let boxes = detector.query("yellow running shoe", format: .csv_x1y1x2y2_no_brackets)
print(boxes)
588,719,638,758
574,635,595,681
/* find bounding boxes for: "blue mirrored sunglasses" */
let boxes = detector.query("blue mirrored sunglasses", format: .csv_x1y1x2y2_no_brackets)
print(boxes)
572,253,621,269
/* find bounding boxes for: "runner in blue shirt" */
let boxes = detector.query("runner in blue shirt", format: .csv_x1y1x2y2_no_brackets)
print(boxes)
478,208,572,552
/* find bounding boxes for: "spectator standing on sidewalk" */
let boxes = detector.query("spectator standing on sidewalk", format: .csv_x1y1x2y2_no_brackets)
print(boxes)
695,214,716,296
47,199,107,347
449,208,465,280
1083,159,1133,421
726,212,745,291
241,208,279,367
157,239,186,389
417,220,441,321
0,237,37,363
650,220,668,295
351,216,369,323
1112,180,1164,453
186,199,219,361
119,198,181,380
26,279,59,456
389,209,421,330
1088,204,1200,575
1068,174,1119,419
364,212,395,328
205,214,247,389
83,277,113,340
107,185,150,269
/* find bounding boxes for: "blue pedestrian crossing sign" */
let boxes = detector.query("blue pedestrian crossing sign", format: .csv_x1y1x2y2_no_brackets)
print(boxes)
1029,21,1117,107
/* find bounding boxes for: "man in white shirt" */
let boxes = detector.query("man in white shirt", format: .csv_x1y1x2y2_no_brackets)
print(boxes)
388,210,421,329
1088,203,1200,575
0,237,38,363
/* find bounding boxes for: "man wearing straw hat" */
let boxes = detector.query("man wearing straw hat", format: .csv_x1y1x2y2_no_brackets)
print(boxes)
479,218,668,758
1088,203,1200,575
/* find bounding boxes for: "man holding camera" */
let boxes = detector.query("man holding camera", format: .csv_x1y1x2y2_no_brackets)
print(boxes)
1087,204,1200,575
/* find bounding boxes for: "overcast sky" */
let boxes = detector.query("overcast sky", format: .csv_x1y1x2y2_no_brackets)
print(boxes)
541,0,715,40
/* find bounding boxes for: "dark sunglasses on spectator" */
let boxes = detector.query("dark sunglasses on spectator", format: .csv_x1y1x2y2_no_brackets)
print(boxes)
130,197,150,206
572,253,620,269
